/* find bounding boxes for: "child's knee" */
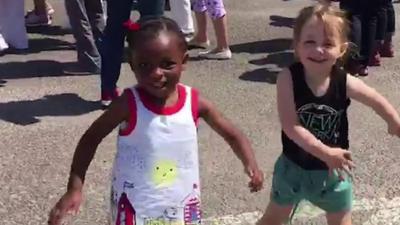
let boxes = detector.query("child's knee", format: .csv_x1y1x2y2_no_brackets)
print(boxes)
205,0,226,20
257,202,293,225
326,210,352,225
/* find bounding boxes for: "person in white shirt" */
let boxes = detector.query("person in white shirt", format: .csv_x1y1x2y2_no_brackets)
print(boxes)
0,0,28,53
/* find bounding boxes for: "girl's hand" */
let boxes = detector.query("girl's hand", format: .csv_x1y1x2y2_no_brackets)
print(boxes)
388,120,400,137
48,190,83,225
324,148,355,180
245,163,264,192
323,147,355,181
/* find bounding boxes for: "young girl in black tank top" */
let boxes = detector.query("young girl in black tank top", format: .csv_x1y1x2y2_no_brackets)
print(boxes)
257,4,400,225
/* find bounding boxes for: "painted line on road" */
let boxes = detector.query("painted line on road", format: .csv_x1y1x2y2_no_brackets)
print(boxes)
202,197,400,225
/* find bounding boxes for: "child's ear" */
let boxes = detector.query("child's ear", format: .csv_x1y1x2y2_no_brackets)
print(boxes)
181,52,189,70
128,53,135,71
340,42,349,57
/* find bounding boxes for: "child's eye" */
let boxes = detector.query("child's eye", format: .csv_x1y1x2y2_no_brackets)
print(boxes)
323,43,334,48
137,62,150,68
160,61,176,69
304,40,316,45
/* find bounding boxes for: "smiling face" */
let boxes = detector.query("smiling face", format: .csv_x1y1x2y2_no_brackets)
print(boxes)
295,15,346,73
152,160,178,187
130,32,188,100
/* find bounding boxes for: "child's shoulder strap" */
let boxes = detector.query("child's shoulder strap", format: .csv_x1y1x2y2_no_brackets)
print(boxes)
332,65,350,105
190,86,199,126
119,87,137,136
287,62,306,101
181,84,200,126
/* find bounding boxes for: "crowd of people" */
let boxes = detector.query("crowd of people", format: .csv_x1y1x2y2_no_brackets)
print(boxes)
1,1,399,225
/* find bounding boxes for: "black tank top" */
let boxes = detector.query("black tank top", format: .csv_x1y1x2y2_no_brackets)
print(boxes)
282,63,351,170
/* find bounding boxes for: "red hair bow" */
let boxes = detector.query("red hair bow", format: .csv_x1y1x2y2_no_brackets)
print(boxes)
123,20,140,31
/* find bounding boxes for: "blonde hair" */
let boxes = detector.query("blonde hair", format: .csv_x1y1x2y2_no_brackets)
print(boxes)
293,4,349,47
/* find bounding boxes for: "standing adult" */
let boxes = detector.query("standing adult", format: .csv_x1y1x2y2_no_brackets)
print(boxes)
170,0,195,41
0,0,28,53
64,0,106,74
100,0,165,106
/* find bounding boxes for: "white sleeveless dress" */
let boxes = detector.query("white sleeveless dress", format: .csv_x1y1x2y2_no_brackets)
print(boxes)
110,84,201,225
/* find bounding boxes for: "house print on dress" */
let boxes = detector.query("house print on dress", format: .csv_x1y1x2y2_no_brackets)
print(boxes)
116,181,136,225
182,184,201,225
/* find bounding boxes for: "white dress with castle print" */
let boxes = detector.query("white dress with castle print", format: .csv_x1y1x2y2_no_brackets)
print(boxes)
110,84,201,225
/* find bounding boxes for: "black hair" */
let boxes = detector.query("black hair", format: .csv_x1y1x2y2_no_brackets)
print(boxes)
126,17,188,53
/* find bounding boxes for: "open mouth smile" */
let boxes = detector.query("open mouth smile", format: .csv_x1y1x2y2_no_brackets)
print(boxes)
307,57,328,63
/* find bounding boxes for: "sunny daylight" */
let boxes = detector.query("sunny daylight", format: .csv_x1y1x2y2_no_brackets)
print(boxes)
1,0,400,225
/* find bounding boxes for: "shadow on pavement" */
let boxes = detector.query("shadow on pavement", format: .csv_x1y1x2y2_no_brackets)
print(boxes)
0,93,100,125
269,15,295,28
240,68,279,84
0,79,6,88
27,26,72,36
27,38,75,53
240,51,295,84
0,60,95,79
230,38,292,54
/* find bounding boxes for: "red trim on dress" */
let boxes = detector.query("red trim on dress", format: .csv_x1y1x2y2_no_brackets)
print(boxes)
137,84,186,115
191,88,199,126
119,89,137,136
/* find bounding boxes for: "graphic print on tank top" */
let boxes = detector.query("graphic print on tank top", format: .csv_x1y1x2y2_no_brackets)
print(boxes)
116,181,136,225
112,85,201,225
152,159,178,187
298,103,344,145
182,184,201,225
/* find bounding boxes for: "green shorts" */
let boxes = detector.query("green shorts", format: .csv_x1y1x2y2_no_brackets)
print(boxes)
271,154,352,213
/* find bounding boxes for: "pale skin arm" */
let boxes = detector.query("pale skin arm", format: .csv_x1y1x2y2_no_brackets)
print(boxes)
346,75,400,136
198,96,264,192
276,68,354,172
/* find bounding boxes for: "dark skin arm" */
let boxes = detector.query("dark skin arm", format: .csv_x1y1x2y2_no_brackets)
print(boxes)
48,92,130,225
198,96,264,192
68,92,130,191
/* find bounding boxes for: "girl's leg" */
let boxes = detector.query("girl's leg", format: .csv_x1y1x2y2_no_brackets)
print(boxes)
33,0,47,14
194,11,208,42
257,155,299,225
256,201,293,225
207,0,229,51
211,14,229,51
26,0,53,26
191,0,209,43
198,0,231,59
326,211,352,225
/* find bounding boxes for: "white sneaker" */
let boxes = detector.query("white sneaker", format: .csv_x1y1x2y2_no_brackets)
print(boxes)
184,33,194,43
25,12,52,27
26,6,55,17
0,34,9,52
188,38,210,49
198,48,232,60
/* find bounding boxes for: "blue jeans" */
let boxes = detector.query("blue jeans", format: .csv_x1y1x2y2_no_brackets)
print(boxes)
100,0,165,93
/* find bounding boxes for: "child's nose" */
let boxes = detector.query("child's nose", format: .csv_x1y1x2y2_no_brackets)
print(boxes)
316,46,325,54
149,67,163,79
